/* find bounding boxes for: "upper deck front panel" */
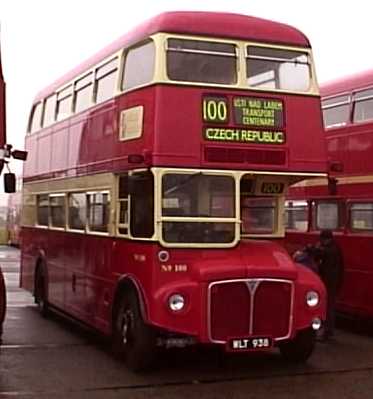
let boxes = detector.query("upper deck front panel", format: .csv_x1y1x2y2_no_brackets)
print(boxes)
151,85,326,173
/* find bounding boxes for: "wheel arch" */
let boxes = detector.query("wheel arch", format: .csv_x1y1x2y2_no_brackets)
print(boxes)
111,275,149,332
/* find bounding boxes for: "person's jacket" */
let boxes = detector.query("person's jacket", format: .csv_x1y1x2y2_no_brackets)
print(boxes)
317,241,344,294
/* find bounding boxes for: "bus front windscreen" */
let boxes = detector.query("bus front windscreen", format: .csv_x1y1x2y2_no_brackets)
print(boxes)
161,173,236,244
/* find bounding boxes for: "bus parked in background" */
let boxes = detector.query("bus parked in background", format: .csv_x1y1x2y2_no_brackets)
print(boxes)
6,176,22,246
20,12,327,371
286,69,373,320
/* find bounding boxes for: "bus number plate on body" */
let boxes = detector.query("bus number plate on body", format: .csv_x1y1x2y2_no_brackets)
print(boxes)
228,337,272,351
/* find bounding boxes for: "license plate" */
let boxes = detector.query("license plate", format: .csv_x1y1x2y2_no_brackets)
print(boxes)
228,337,272,351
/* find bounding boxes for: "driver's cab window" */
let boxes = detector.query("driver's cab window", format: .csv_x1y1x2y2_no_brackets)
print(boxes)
129,171,154,238
240,176,278,235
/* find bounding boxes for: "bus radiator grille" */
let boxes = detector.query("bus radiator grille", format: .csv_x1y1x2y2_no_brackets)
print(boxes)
209,280,292,342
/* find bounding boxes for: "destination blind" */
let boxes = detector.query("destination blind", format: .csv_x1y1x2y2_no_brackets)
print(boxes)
204,128,285,144
233,97,284,128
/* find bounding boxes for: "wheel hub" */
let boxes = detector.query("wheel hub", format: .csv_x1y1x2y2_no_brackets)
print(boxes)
121,309,134,345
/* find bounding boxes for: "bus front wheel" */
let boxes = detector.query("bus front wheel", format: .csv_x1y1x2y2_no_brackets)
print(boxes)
279,328,315,363
112,289,157,372
34,266,49,317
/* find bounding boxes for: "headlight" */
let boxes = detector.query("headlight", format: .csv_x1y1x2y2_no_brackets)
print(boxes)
306,291,319,307
168,294,185,312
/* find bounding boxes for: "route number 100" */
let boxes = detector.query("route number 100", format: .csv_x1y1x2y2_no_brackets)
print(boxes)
203,98,228,123
261,182,284,194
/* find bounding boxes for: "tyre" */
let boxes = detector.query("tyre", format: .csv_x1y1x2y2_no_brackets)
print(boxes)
112,289,157,372
34,266,49,317
279,328,315,363
0,269,6,340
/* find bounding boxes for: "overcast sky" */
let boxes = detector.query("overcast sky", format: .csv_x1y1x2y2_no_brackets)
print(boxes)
0,0,372,178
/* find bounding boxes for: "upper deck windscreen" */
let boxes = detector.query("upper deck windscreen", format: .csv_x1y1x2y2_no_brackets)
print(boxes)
166,39,237,85
164,36,315,94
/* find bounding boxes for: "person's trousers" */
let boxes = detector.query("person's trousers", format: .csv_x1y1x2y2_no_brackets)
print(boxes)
325,290,337,336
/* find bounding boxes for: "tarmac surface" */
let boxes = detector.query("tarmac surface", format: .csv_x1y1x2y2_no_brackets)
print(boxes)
1,246,373,398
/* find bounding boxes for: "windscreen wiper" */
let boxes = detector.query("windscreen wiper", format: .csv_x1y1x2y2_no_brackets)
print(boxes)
164,172,203,196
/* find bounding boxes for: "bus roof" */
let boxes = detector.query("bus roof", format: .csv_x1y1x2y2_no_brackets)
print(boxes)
321,69,373,98
34,11,310,102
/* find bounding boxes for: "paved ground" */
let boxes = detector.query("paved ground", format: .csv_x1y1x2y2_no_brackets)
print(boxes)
2,246,373,398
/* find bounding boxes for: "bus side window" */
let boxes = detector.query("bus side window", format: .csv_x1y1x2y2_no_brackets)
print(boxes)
122,41,155,91
36,194,49,226
68,193,87,231
43,94,57,127
50,194,66,228
353,88,373,123
350,202,373,232
321,94,350,129
95,58,118,103
313,201,343,230
28,102,43,134
87,192,110,233
56,86,73,122
129,172,154,238
285,200,308,232
74,73,93,113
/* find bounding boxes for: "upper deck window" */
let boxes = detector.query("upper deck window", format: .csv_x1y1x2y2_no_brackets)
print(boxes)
56,86,73,121
322,95,350,128
353,88,373,123
43,95,56,127
122,41,155,91
29,102,43,133
246,46,310,92
74,73,93,113
95,58,118,103
166,38,237,85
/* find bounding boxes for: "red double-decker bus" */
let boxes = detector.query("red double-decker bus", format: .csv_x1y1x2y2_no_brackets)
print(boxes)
20,12,327,370
286,69,373,320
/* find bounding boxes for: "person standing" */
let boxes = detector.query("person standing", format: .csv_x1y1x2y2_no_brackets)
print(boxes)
316,230,344,340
